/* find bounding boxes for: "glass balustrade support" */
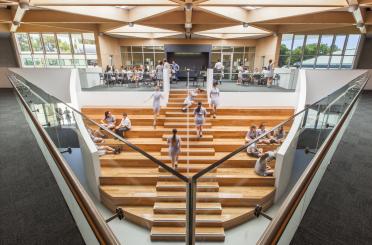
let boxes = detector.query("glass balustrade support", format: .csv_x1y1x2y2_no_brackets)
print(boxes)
186,179,197,245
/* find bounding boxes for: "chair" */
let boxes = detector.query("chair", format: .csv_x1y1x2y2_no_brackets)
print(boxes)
273,73,280,86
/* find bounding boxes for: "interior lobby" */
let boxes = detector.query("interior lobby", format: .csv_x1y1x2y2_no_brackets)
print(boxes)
1,1,372,245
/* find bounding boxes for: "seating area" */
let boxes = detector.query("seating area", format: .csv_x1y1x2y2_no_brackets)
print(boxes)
82,89,294,241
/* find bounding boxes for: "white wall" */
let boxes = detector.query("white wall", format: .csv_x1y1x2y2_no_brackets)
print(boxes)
274,70,307,201
9,68,73,102
305,69,367,104
364,70,372,90
220,92,297,107
0,68,11,88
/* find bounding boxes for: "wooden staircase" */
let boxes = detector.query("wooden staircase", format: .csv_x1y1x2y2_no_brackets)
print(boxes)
82,89,294,242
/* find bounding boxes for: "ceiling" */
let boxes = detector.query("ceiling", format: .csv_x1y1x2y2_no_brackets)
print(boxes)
0,0,372,39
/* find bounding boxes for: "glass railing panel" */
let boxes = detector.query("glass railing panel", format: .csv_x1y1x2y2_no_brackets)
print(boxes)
257,72,369,245
9,73,190,245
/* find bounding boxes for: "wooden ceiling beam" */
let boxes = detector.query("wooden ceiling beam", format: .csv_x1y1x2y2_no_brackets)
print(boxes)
198,0,348,7
30,0,178,6
22,10,116,23
256,12,355,25
38,6,129,22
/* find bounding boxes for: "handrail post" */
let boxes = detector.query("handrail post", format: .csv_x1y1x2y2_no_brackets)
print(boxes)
186,178,196,245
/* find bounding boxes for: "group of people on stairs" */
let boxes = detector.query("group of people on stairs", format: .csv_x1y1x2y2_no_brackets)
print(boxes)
87,79,285,175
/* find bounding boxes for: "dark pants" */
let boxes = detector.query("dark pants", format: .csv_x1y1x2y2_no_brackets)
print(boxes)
115,126,130,138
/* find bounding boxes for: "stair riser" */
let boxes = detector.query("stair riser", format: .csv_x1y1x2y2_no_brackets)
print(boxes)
164,124,212,129
156,186,219,192
153,221,223,227
160,151,215,156
157,176,275,186
100,159,258,168
158,167,217,173
153,209,222,215
162,136,213,142
150,235,225,242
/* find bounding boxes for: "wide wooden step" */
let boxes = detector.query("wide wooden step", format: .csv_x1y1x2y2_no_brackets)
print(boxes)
156,181,219,192
100,152,258,168
162,134,213,141
152,214,223,227
158,163,216,173
150,226,225,241
101,185,275,207
160,147,215,156
153,202,222,214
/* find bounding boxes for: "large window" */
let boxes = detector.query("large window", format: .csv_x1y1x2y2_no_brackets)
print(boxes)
14,32,97,68
121,46,165,70
279,34,361,69
211,46,255,72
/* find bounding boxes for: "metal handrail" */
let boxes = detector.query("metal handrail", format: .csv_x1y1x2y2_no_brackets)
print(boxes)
257,74,369,244
9,77,120,245
193,73,367,180
10,74,189,183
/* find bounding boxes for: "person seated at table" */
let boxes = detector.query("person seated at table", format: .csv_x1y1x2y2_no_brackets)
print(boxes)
262,67,270,86
100,111,116,130
245,125,258,142
115,112,131,139
253,67,261,85
246,141,263,158
236,63,244,85
255,151,276,176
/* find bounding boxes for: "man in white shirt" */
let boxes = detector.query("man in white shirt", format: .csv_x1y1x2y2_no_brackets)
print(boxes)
214,59,224,85
115,112,131,139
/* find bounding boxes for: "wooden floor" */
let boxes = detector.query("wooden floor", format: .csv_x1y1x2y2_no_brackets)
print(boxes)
82,89,294,242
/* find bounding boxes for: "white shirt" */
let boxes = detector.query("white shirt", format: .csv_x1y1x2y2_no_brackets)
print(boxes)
214,62,223,70
119,117,131,129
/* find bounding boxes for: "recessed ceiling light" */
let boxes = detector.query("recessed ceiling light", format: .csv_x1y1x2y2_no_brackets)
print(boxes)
243,22,249,28
185,3,193,11
128,22,134,27
244,6,260,10
116,6,129,9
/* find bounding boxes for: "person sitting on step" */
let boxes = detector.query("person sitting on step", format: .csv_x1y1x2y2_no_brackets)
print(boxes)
257,123,274,144
96,144,121,156
100,111,116,130
255,151,276,177
87,127,107,143
115,112,131,139
246,141,263,158
245,125,258,143
272,125,286,144
182,89,199,112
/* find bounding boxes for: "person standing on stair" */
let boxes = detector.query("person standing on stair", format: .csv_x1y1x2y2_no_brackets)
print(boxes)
167,128,181,169
145,86,164,129
155,60,163,87
194,102,207,137
210,81,220,119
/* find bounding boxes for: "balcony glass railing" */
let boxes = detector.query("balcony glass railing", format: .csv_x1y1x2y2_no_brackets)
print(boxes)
8,70,368,245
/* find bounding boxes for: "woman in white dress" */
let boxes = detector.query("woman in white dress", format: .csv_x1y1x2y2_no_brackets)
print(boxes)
155,61,163,87
146,86,164,128
210,81,220,119
167,128,181,169
194,102,207,137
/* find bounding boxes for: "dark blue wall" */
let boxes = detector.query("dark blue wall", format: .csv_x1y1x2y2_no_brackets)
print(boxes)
165,44,211,71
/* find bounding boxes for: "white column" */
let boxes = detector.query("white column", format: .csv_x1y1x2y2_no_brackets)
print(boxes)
163,67,170,105
206,68,214,105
